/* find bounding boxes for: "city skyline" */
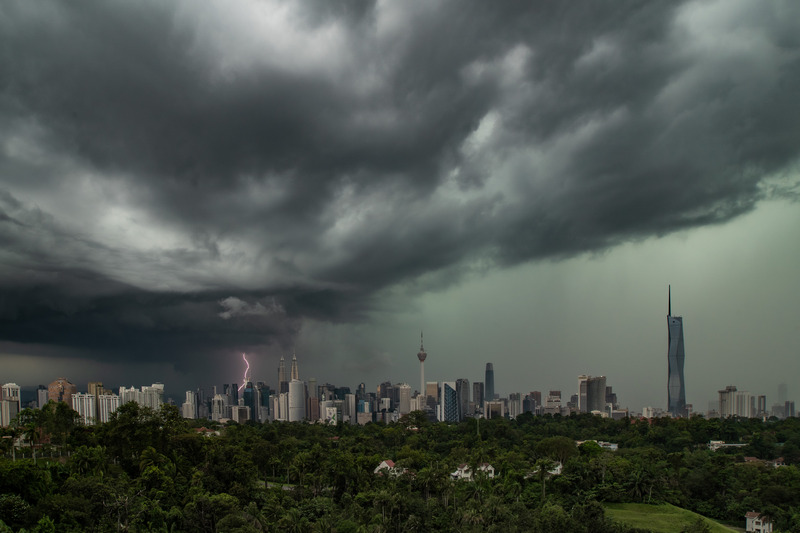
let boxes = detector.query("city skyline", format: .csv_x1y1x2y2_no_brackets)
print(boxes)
1,2,799,412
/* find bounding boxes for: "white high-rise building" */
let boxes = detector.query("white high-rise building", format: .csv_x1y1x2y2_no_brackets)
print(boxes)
97,394,120,423
288,380,306,422
141,383,164,410
0,383,21,427
181,391,197,419
37,386,49,408
1,383,21,410
71,393,96,425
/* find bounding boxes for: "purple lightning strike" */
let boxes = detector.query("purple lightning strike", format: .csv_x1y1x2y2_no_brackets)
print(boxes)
238,353,250,391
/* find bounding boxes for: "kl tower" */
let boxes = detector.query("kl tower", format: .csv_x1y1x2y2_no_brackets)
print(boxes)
417,332,427,399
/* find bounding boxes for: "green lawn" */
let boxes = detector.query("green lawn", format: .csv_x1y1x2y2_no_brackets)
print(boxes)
603,503,740,533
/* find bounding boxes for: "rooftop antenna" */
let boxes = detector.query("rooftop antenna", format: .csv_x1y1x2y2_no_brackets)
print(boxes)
668,285,671,317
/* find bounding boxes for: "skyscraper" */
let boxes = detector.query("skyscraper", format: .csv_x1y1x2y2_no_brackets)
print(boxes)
473,382,485,408
290,351,299,381
667,286,686,417
455,378,470,420
438,382,458,422
278,355,288,393
586,376,607,413
417,332,427,397
485,363,494,403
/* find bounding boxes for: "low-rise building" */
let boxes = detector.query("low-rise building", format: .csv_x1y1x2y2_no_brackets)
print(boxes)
745,511,773,533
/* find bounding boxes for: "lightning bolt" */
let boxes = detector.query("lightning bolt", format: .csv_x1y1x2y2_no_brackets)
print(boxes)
238,353,250,391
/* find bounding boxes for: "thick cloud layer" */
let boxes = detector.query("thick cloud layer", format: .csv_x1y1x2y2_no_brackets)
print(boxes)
1,0,799,369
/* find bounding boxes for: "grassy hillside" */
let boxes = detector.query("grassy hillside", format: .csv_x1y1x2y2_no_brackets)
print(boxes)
603,503,740,533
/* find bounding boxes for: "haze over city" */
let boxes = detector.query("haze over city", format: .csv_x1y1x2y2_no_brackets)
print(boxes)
1,1,799,411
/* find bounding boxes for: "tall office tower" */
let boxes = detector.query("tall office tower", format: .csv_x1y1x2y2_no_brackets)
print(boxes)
667,286,687,417
344,393,356,424
455,378,470,420
606,386,617,410
397,383,412,415
243,382,256,421
288,380,306,422
48,377,77,404
71,393,96,425
308,396,320,422
278,355,288,393
757,395,767,416
718,385,736,417
97,393,120,423
531,391,542,407
378,381,394,409
290,351,299,381
578,375,590,413
88,381,108,418
586,376,607,413
211,394,227,421
438,382,459,422
522,394,536,414
37,385,48,408
231,384,239,405
417,332,427,397
473,382,485,408
485,363,495,403
426,382,439,410
308,378,317,401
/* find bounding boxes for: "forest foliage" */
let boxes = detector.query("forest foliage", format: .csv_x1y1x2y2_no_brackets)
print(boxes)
1,403,800,532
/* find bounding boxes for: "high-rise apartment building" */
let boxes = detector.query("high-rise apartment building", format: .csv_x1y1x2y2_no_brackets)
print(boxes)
667,286,687,417
71,392,96,425
718,385,757,418
485,363,495,403
0,383,21,427
97,393,120,423
37,385,48,408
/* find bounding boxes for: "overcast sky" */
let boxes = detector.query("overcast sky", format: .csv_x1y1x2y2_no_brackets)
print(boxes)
1,0,799,412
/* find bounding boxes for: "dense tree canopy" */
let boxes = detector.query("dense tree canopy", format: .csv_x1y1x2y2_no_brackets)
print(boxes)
1,407,799,532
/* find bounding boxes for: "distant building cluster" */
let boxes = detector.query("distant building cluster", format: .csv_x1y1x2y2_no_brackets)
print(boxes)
0,288,794,425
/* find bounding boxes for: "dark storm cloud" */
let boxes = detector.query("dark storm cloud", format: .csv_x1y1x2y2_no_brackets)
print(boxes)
1,0,799,367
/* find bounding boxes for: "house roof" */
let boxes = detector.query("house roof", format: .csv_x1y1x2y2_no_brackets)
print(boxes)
383,460,395,468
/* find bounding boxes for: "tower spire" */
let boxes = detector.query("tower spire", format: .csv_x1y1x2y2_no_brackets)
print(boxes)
668,285,671,317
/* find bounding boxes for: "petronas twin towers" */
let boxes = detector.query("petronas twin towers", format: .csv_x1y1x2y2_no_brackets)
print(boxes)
667,286,686,417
